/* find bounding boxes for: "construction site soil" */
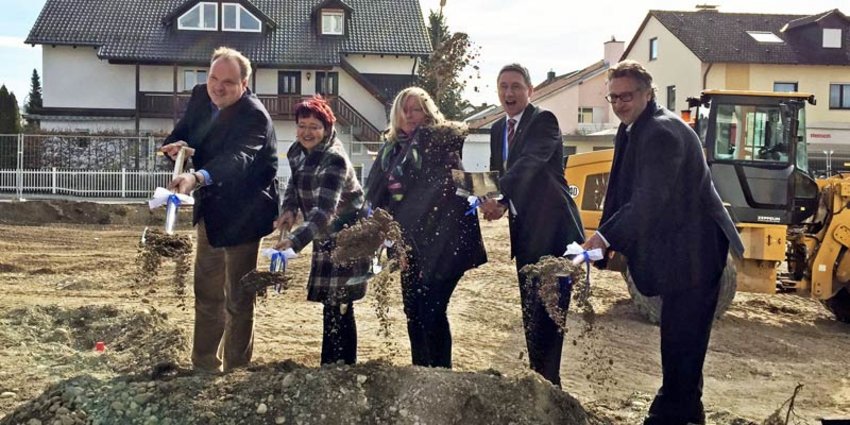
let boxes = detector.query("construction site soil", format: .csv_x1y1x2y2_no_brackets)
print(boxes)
0,200,848,424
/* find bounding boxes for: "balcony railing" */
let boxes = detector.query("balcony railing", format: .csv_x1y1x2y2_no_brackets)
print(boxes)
137,92,382,141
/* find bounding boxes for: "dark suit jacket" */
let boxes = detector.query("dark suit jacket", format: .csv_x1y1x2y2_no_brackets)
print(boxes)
599,101,744,296
164,84,278,248
489,104,584,267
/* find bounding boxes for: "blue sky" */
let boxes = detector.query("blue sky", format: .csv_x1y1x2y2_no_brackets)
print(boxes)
1,0,848,107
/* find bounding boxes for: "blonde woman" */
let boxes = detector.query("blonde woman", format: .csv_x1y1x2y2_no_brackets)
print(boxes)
363,87,486,368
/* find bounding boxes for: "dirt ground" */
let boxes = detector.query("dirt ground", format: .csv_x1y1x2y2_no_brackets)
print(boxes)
0,201,848,424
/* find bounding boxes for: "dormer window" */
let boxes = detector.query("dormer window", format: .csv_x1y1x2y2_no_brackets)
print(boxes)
321,10,345,35
823,28,842,48
178,2,217,31
223,3,261,32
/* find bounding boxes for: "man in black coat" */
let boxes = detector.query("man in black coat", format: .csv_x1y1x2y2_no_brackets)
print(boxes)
584,60,744,425
481,63,584,387
163,47,278,373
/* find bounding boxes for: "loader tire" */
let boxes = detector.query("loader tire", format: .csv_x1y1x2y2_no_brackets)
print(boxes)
823,287,850,323
624,255,737,325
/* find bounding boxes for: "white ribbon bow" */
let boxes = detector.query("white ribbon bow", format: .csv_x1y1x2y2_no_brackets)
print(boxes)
261,247,298,261
148,187,195,209
564,242,604,266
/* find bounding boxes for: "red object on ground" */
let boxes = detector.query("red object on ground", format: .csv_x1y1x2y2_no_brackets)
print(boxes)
95,341,106,352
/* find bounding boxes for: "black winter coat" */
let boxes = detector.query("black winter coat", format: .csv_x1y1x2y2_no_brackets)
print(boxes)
365,122,487,281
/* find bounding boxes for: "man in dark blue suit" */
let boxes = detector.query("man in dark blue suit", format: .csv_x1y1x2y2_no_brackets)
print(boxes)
584,60,744,425
481,63,584,388
163,47,278,373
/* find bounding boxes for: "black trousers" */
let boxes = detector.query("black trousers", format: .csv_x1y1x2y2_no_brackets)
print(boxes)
646,228,728,425
516,262,564,388
402,262,460,368
321,302,356,365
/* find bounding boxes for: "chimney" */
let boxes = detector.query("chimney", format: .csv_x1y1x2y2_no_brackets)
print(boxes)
546,70,556,83
695,4,718,12
604,36,625,65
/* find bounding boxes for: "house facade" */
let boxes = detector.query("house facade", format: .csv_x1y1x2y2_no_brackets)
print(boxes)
465,38,624,164
622,7,850,171
25,0,432,181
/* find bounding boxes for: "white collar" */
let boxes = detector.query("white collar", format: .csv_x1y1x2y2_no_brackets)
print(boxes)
506,110,524,126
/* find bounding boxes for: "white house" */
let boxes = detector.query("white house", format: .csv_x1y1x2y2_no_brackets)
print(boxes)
25,0,433,181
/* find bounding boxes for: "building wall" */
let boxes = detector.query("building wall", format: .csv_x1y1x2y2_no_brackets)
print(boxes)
538,88,579,135
746,64,850,126
336,67,389,131
724,63,751,89
139,66,175,92
343,54,418,74
535,72,613,136
43,46,135,109
624,17,703,113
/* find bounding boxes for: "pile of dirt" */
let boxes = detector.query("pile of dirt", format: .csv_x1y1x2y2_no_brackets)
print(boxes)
1,361,603,425
0,200,192,226
0,302,606,425
0,305,188,375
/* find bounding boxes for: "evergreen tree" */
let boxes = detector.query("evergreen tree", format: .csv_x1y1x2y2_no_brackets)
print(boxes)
25,69,43,130
0,85,22,134
417,8,478,120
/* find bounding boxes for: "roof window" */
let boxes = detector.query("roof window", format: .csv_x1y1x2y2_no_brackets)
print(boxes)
746,31,784,43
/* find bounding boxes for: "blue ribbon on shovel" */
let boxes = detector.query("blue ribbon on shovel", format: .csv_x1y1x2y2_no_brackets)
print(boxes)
465,196,481,216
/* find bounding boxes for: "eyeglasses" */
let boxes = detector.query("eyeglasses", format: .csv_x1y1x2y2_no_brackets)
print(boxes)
604,89,642,104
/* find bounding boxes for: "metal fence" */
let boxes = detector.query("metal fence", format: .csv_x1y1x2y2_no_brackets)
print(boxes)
1,134,173,200
0,134,375,200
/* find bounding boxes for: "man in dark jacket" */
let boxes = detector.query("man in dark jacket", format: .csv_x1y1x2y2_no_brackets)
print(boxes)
481,63,584,387
583,60,744,425
163,47,278,373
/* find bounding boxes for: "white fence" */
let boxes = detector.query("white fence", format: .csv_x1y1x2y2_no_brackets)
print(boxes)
0,133,172,200
0,168,172,199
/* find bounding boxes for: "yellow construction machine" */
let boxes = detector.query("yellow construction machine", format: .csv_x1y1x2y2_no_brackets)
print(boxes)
565,90,850,323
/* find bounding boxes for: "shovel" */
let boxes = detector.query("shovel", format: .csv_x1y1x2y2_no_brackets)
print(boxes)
239,227,296,295
164,147,190,235
142,146,192,244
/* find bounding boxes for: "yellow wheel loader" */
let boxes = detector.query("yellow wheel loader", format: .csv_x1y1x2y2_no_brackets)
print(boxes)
565,90,850,324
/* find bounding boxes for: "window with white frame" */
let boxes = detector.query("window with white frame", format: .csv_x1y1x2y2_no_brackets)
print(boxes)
353,164,364,181
223,3,261,32
184,69,208,91
830,83,850,109
578,107,593,124
322,10,344,35
823,28,842,48
773,82,798,92
178,2,218,31
649,38,658,61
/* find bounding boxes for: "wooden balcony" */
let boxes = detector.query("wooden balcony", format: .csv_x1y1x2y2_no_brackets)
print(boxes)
137,92,381,141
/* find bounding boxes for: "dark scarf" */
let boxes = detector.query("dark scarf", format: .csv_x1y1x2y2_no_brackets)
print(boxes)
379,128,422,202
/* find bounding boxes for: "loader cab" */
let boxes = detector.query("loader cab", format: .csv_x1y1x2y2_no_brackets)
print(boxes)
691,90,818,225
